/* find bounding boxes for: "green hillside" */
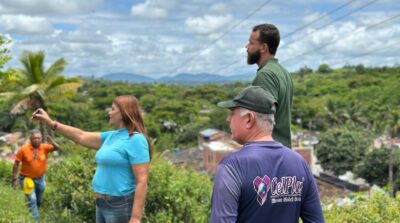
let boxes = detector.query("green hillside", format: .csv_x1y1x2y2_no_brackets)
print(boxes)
1,59,400,222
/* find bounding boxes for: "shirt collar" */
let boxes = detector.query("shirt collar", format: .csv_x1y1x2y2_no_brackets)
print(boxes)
28,144,39,150
258,58,278,71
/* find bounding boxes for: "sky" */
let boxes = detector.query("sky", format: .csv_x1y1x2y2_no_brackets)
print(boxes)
0,0,399,79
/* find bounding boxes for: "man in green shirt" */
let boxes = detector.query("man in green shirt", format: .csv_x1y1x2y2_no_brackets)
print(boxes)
246,23,293,148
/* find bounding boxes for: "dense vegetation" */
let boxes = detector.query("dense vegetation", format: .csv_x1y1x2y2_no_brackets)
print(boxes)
3,65,399,151
2,145,400,222
323,191,400,222
0,147,212,222
1,37,399,221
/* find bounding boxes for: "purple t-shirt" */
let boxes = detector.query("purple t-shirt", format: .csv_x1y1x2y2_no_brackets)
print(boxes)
210,141,325,223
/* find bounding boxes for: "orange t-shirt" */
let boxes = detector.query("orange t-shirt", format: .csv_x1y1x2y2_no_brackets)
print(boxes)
15,143,55,179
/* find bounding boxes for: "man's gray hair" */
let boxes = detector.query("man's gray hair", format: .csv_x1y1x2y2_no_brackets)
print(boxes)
29,130,42,137
240,107,275,131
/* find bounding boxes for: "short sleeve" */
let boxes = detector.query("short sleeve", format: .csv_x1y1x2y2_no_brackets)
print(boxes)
15,148,24,162
43,144,54,154
126,133,150,165
252,70,279,102
100,131,113,143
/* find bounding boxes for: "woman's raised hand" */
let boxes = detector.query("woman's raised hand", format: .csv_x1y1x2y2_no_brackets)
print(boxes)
31,108,53,126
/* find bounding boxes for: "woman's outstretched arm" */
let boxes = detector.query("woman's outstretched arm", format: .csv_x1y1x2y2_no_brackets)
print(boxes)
32,108,102,150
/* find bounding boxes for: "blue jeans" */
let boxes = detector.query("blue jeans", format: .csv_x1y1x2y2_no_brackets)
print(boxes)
19,175,45,221
95,194,134,223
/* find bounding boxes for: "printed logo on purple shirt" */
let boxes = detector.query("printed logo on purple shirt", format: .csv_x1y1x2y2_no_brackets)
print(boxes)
253,175,304,206
253,175,271,205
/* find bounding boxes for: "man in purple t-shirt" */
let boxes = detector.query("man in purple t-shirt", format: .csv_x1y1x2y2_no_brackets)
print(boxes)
210,86,325,223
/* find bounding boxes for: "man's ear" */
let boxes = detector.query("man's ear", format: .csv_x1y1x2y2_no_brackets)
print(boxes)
261,43,269,54
245,112,257,129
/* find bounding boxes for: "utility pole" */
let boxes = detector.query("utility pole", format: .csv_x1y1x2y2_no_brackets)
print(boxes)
389,144,395,198
389,149,394,197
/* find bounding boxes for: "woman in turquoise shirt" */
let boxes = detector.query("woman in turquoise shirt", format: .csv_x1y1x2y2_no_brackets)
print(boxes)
32,95,151,223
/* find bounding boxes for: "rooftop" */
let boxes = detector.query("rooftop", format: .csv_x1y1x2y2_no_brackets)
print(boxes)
206,141,236,152
199,128,220,137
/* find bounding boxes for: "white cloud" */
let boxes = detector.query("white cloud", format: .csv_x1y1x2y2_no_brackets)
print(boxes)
165,45,184,54
278,13,400,71
3,0,399,77
209,3,228,14
60,30,109,44
130,0,175,19
302,12,329,25
0,0,101,15
185,14,233,36
0,15,53,34
131,4,166,19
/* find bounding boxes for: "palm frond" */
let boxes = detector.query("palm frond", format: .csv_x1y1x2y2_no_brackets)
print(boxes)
21,84,43,96
48,76,66,89
0,92,17,100
45,57,66,80
10,98,33,114
46,82,82,97
67,77,83,83
19,51,45,84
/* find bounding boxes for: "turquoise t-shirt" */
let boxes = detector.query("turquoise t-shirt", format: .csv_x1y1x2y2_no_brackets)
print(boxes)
92,128,150,196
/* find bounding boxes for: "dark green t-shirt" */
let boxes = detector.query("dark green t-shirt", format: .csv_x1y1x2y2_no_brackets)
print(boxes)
252,58,293,148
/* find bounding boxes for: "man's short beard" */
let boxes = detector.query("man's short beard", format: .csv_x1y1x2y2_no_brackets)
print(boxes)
247,49,261,65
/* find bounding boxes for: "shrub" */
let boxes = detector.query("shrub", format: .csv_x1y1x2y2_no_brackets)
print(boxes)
0,181,33,222
324,191,400,222
45,145,96,222
144,155,212,223
315,127,369,175
0,160,12,183
1,144,213,222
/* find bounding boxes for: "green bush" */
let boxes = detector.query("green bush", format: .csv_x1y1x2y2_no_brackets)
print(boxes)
1,144,213,222
315,127,369,175
144,155,212,223
0,160,12,183
0,156,88,223
45,145,96,222
324,191,400,222
0,181,34,222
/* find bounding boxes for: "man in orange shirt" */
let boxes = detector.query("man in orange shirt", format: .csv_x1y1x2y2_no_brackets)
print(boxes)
12,131,59,221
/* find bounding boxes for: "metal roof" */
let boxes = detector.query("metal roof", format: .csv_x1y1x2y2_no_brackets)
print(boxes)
199,128,220,137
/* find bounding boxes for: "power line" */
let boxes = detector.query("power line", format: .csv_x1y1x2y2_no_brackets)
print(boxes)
282,0,378,48
282,0,357,39
167,0,273,75
213,0,375,74
354,40,400,58
281,13,400,64
212,57,245,75
329,39,400,67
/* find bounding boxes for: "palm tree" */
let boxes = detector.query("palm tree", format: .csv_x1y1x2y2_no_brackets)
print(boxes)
343,101,370,128
384,106,400,198
386,106,400,139
324,99,345,126
10,51,82,139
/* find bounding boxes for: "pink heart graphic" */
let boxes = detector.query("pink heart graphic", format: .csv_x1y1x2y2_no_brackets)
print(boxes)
253,175,271,206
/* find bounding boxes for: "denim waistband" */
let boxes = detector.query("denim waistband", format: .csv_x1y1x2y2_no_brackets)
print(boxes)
19,175,43,180
95,193,133,200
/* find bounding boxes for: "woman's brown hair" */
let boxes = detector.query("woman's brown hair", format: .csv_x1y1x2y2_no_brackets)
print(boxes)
113,95,152,159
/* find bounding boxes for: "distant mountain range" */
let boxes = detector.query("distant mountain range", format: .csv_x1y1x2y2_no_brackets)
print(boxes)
100,73,155,83
100,72,253,85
